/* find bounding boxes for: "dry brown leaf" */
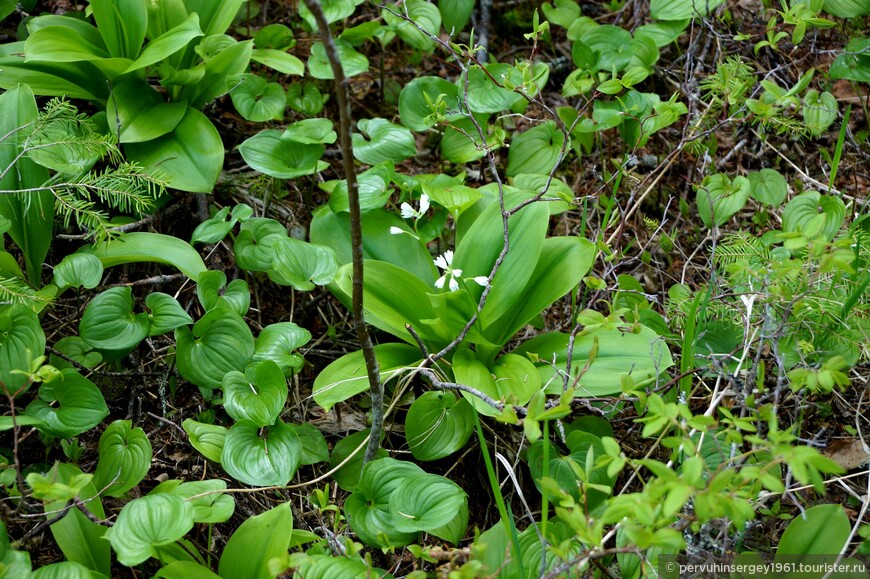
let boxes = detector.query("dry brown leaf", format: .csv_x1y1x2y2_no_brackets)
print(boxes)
823,438,870,471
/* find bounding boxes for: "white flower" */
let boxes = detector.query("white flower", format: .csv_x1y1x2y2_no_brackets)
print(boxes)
472,276,490,287
400,194,430,220
389,226,404,235
434,250,462,292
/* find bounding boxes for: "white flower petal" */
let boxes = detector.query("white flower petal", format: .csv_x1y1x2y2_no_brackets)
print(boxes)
434,275,447,289
452,268,463,277
443,250,454,265
448,277,459,292
472,276,490,287
419,194,430,214
434,255,449,270
389,226,405,235
400,202,416,219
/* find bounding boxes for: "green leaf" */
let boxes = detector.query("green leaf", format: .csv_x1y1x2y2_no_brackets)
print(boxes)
49,336,101,370
153,562,223,579
695,173,751,227
776,504,850,557
294,423,330,465
182,419,227,463
52,253,104,290
506,120,564,177
579,25,633,71
441,115,501,164
253,322,311,375
0,304,45,394
219,503,293,579
25,369,109,438
145,292,193,336
150,479,234,524
345,458,423,547
830,38,870,83
44,463,110,576
181,39,253,108
184,0,245,36
308,39,369,79
124,13,203,73
0,520,31,577
0,85,52,286
223,361,287,427
650,0,726,20
267,237,339,291
390,473,467,533
250,48,305,75
175,309,254,389
82,232,207,280
254,24,295,50
325,165,391,214
125,107,223,193
90,0,147,59
439,0,475,32
239,129,326,180
452,349,501,417
802,90,838,137
384,0,441,50
330,428,388,492
313,343,421,411
27,561,96,579
823,0,870,18
286,82,326,116
352,118,417,165
233,219,287,272
104,494,194,567
635,20,690,47
398,76,459,131
91,420,152,497
465,63,524,113
196,270,250,315
79,287,149,351
282,118,337,144
514,326,674,396
406,392,474,461
298,0,356,29
421,176,482,215
221,419,302,486
782,191,845,242
748,168,788,207
228,73,286,122
24,25,110,62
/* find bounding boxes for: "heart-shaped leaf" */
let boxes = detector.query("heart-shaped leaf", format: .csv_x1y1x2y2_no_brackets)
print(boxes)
219,502,293,579
390,473,467,533
0,304,46,394
650,0,725,20
782,191,846,242
282,118,337,144
506,120,564,177
150,479,235,524
196,270,250,315
25,369,108,438
52,253,104,290
325,163,392,214
175,309,254,389
267,237,338,291
91,420,152,497
228,73,286,122
748,168,788,207
182,419,227,463
382,0,441,51
222,361,287,427
79,287,150,352
145,292,193,336
104,494,194,567
49,336,101,370
406,391,474,461
27,561,94,579
287,82,327,115
464,63,523,113
695,173,751,227
239,129,326,180
330,429,388,492
294,423,329,465
802,89,838,137
253,322,311,375
233,218,287,272
398,76,459,131
82,232,208,280
307,39,369,79
221,419,302,486
776,504,850,557
352,118,416,165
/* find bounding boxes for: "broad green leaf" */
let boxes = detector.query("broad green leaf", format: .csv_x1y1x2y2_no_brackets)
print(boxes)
49,336,101,371
782,191,845,242
441,115,505,165
823,0,870,18
79,287,149,351
52,253,104,290
221,419,302,486
44,463,110,576
510,174,575,213
382,0,441,51
254,24,295,50
398,76,459,131
421,176,482,215
154,562,222,579
219,503,293,579
28,561,96,579
282,118,337,144
0,45,106,101
427,501,469,545
294,423,330,465
802,90,838,137
514,326,675,396
239,129,326,180
104,494,194,567
181,39,253,108
91,420,152,497
465,63,523,113
82,232,207,280
695,173,751,227
90,0,147,59
439,0,475,32
250,48,305,75
182,419,227,463
287,82,327,115
125,107,223,192
184,0,245,36
506,120,564,176
325,165,391,214
406,392,474,461
106,79,187,143
228,73,286,122
0,85,52,286
175,309,254,389
267,237,339,291
352,118,417,165
650,0,726,20
26,109,103,176
0,304,45,393
125,13,203,73
233,219,287,272
635,20,690,47
145,292,193,336
253,322,311,375
330,428,388,492
313,343,421,411
299,0,357,29
0,520,31,577
345,458,423,547
452,348,502,417
150,479,235,524
293,555,383,579
542,0,581,28
222,361,287,427
390,473,467,533
491,353,542,406
580,25,633,71
830,38,870,83
308,39,369,79
196,270,250,315
24,25,110,62
748,169,788,207
528,431,615,510
25,369,109,438
776,504,849,556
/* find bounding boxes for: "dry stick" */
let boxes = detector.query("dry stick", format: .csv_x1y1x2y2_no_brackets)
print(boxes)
301,0,383,465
